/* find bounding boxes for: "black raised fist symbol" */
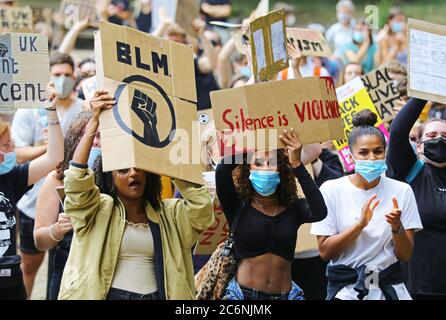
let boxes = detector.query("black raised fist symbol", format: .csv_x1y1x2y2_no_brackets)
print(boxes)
131,89,161,146
0,43,8,58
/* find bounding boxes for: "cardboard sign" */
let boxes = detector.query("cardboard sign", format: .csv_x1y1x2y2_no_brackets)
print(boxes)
333,77,390,171
286,27,332,57
81,75,97,100
250,9,288,82
151,0,199,37
60,0,100,29
0,33,49,111
254,0,269,18
408,19,446,104
194,171,229,255
0,6,33,32
360,67,399,122
211,76,344,154
96,21,204,184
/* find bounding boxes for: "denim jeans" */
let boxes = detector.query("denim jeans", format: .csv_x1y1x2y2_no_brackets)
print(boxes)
224,277,305,300
107,287,159,300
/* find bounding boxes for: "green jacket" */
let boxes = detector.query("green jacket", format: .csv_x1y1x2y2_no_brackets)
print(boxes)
58,165,214,300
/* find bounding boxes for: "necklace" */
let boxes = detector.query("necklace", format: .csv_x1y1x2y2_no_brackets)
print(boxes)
252,197,280,217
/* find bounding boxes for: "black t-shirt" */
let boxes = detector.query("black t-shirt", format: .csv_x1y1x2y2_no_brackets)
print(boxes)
136,11,152,33
194,57,219,111
0,164,31,258
201,0,231,25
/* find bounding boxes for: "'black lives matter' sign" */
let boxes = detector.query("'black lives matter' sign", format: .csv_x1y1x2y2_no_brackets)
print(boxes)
0,33,49,110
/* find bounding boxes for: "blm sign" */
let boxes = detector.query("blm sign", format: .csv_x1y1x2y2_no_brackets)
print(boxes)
0,33,49,111
96,22,205,184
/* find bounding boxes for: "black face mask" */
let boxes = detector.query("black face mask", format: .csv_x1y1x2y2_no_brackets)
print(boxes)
423,137,446,164
77,88,85,101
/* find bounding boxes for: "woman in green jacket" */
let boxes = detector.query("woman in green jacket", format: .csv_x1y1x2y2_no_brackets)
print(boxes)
58,90,214,300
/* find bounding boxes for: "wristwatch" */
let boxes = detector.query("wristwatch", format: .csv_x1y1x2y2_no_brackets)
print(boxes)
392,224,405,235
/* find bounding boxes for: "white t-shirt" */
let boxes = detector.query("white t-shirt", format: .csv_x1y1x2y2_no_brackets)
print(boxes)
11,98,83,218
310,176,423,300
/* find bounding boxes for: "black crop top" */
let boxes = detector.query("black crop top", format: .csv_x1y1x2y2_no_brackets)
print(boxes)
215,155,327,262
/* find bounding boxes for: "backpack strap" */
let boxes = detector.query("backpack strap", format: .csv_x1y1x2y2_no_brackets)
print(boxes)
405,159,425,184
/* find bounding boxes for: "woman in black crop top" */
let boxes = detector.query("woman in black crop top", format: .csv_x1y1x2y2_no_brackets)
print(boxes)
215,128,327,300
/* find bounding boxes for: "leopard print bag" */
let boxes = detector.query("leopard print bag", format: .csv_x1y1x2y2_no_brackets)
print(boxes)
195,202,245,300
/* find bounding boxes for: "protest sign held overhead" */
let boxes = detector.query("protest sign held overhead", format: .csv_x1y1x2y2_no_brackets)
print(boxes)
408,19,446,104
0,33,49,111
0,6,33,32
211,76,344,155
60,0,100,29
96,21,205,184
360,67,400,122
151,0,199,37
250,9,288,82
286,28,332,57
333,77,390,171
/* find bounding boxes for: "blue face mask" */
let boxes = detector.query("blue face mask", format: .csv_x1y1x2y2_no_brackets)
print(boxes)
353,158,388,183
0,151,16,175
87,147,101,169
391,22,404,33
240,66,252,78
353,31,364,44
249,170,280,197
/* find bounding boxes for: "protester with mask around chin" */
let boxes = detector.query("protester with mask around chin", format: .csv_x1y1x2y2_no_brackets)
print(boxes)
387,98,446,300
311,109,422,300
0,83,64,300
10,52,83,298
326,0,356,59
215,129,327,300
34,108,105,300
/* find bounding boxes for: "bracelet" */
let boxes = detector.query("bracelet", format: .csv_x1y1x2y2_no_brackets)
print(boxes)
48,224,63,242
47,120,60,126
45,107,57,111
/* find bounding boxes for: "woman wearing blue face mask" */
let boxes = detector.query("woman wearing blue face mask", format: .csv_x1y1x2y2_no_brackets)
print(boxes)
343,19,377,73
0,83,64,300
376,8,408,67
215,129,327,300
311,109,422,300
387,97,446,300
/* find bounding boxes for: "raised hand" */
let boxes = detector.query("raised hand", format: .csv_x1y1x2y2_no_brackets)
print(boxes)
359,194,380,228
385,197,403,231
279,128,303,168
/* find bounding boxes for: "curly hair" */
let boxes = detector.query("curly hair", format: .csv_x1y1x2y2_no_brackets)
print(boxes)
56,111,92,181
93,156,163,212
234,150,299,207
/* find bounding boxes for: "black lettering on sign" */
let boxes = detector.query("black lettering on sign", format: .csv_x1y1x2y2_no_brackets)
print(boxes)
113,75,176,148
115,41,170,76
19,36,37,52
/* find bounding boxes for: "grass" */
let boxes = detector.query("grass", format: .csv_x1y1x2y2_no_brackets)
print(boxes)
16,0,446,27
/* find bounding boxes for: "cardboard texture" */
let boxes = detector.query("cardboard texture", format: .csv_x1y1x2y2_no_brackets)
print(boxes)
333,77,390,171
408,18,446,104
0,6,33,32
286,27,332,57
96,21,205,184
60,0,100,28
360,67,399,122
0,32,49,111
151,0,199,37
250,9,288,82
211,76,344,155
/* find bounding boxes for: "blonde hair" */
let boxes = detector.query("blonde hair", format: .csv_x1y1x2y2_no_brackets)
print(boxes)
0,121,10,138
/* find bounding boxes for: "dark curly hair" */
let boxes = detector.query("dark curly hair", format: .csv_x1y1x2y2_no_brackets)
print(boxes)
348,109,386,150
93,156,163,211
234,149,299,207
56,111,92,181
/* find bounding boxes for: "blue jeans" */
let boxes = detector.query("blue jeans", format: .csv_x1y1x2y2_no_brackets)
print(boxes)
106,287,159,300
224,277,305,300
